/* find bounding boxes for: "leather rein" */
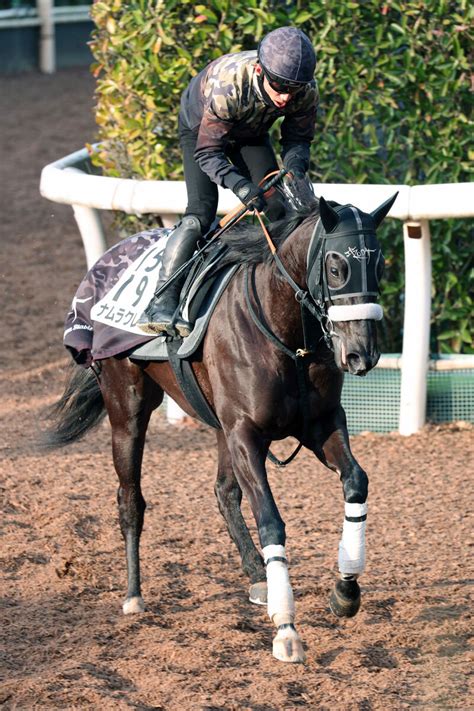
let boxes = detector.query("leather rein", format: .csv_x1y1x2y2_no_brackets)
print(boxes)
245,209,334,467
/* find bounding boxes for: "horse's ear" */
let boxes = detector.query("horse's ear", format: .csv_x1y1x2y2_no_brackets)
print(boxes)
319,195,339,233
371,191,399,227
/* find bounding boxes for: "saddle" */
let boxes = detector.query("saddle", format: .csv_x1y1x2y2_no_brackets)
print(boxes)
130,242,237,362
130,241,238,429
64,170,288,426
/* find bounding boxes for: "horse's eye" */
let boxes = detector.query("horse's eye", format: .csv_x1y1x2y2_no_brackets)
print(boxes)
330,267,339,276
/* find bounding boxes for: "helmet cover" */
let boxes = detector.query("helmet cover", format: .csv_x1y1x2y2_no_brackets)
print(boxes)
258,27,316,85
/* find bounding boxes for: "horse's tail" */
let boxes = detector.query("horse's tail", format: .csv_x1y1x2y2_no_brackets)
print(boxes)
40,363,106,448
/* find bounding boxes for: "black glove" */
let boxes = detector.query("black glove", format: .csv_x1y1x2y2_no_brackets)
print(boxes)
283,158,306,180
233,179,267,212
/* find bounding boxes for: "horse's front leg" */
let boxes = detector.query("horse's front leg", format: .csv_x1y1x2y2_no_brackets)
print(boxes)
305,406,368,618
226,424,305,663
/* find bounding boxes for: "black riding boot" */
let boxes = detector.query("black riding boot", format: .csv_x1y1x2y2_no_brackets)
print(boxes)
138,215,201,337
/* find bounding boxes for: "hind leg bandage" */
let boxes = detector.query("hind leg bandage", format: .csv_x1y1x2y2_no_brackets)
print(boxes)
338,502,367,576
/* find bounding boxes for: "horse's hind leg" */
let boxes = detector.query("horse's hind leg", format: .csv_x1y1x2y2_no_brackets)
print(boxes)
214,431,267,604
100,359,163,614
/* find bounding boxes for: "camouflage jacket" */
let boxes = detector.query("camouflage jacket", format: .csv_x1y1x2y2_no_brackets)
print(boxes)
179,50,319,190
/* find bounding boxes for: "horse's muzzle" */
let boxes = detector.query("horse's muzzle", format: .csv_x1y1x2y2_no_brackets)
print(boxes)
345,349,380,376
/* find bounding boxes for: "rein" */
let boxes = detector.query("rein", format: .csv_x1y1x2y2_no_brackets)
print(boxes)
152,170,288,302
253,210,336,349
245,210,333,468
244,265,306,467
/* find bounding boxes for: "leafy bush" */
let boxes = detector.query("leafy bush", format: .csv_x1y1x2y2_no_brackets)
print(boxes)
90,0,473,353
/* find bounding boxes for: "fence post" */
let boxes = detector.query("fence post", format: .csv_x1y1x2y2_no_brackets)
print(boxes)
72,205,107,269
399,220,432,435
166,396,187,424
37,0,55,73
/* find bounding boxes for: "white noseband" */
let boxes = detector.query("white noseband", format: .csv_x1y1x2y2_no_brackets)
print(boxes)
328,303,383,322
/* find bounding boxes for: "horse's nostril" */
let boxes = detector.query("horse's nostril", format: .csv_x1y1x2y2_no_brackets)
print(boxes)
347,353,362,368
346,353,370,375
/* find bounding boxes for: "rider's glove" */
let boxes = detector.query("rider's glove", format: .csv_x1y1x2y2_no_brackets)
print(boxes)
283,157,306,180
233,179,267,212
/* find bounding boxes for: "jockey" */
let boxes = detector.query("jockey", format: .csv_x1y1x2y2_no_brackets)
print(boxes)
138,26,318,337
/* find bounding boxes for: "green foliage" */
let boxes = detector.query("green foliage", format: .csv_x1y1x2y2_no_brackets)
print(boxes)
90,0,280,180
90,0,473,353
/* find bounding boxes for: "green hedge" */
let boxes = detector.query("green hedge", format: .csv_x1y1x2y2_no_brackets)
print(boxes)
90,0,473,354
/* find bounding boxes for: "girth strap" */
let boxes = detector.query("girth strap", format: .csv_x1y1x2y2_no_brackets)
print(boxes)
166,338,221,430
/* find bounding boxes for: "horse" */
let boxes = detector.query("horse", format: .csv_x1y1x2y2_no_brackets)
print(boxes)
43,189,397,663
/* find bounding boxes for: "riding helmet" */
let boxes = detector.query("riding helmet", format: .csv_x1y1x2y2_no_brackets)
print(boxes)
258,27,316,85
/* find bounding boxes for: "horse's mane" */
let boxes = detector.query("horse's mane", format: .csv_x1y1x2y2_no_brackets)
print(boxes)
217,206,319,267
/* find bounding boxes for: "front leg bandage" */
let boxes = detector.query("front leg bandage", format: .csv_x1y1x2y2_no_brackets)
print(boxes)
263,544,295,624
338,502,367,576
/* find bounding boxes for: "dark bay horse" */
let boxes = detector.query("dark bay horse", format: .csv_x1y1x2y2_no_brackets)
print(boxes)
44,192,397,663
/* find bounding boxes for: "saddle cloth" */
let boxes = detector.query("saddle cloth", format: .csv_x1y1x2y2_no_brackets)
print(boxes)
63,227,237,367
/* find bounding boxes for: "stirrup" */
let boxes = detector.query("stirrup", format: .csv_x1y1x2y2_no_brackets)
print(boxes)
138,321,168,336
137,304,171,335
175,317,192,338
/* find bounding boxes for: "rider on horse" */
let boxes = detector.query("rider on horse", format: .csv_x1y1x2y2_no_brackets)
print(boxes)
138,26,319,337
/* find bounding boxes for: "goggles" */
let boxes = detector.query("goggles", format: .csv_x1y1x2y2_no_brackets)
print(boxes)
263,71,304,95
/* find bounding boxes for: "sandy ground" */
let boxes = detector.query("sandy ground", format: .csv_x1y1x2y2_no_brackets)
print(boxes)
0,69,473,710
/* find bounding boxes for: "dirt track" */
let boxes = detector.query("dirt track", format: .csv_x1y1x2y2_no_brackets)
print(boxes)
1,70,473,710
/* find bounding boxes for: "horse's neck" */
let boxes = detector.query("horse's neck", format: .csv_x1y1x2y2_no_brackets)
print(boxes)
252,230,312,351
278,227,312,292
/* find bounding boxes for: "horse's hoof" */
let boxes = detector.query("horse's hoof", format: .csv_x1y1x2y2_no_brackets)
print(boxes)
249,581,267,606
272,625,306,663
123,595,145,615
329,579,361,618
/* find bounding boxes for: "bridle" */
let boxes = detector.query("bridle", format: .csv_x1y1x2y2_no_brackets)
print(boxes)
244,211,334,467
251,209,339,351
306,210,384,325
246,200,383,466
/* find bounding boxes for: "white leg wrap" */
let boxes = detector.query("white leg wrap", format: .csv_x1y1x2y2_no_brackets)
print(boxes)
338,502,367,576
263,545,295,624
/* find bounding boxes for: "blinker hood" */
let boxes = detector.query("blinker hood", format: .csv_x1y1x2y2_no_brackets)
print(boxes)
323,230,383,301
307,203,384,305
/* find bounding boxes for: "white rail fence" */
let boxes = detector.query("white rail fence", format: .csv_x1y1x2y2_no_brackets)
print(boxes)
40,146,474,436
0,2,91,73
